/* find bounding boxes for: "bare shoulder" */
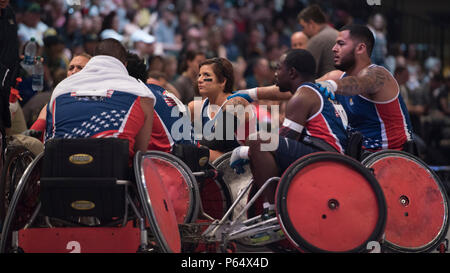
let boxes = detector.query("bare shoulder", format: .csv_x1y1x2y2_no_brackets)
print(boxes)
360,65,398,99
359,65,393,79
316,70,345,82
285,86,320,123
224,96,250,108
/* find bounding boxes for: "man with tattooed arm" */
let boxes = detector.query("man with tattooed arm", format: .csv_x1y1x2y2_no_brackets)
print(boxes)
230,24,413,152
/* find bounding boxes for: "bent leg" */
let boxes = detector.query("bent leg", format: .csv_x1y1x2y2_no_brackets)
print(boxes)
247,134,279,204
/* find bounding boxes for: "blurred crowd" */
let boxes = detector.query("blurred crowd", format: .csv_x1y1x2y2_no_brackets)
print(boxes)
7,0,450,164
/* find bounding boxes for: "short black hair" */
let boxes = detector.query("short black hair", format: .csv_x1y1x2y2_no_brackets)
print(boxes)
284,49,316,79
94,38,127,64
340,24,375,57
126,52,147,82
297,4,327,24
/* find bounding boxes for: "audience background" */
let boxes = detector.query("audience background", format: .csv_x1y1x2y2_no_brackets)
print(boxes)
7,0,450,165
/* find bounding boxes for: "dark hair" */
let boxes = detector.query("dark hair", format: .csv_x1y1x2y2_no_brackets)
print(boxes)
126,52,147,82
284,49,316,79
394,66,407,76
179,50,205,73
94,38,127,64
101,11,117,32
297,4,327,24
340,24,375,57
199,57,235,94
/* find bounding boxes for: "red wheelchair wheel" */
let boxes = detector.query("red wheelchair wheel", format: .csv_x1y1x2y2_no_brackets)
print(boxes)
276,152,386,253
141,151,199,224
362,150,449,252
135,151,182,253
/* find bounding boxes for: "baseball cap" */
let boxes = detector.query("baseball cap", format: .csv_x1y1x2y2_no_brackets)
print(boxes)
100,29,124,42
130,29,156,44
26,2,41,13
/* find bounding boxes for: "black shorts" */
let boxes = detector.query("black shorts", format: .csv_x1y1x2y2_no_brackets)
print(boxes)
273,136,321,174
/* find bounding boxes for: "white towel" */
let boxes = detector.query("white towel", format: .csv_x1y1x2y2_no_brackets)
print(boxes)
50,55,155,112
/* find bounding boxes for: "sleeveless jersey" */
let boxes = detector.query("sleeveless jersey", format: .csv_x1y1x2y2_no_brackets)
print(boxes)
199,98,257,146
336,65,413,150
146,84,194,152
299,83,348,153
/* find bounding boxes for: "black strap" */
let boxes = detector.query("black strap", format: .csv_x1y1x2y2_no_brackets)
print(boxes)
302,135,338,153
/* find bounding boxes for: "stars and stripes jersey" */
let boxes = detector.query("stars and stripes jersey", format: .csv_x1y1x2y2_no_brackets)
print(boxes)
294,83,348,153
336,65,413,151
146,84,194,153
45,90,146,157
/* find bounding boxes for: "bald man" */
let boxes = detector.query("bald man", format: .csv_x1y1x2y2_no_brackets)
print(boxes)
290,31,309,50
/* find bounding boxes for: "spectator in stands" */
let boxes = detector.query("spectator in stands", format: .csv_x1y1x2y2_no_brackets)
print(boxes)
130,29,156,62
395,66,428,138
290,31,309,50
42,29,69,90
245,56,273,89
17,2,48,49
154,3,181,55
221,20,242,62
173,50,206,104
99,11,123,42
367,13,388,67
297,4,338,77
59,9,84,56
423,75,450,148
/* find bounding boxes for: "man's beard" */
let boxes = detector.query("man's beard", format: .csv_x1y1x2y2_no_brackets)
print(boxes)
335,51,356,71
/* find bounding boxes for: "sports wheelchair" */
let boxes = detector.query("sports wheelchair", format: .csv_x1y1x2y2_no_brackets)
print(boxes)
1,134,448,253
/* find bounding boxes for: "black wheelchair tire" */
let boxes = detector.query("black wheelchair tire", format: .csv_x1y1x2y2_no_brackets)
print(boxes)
0,145,35,225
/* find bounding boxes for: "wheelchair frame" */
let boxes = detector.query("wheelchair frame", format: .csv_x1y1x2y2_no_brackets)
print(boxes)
1,139,449,253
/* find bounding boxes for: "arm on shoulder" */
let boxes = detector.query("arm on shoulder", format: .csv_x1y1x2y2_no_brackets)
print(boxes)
315,70,344,82
256,85,293,101
335,65,398,100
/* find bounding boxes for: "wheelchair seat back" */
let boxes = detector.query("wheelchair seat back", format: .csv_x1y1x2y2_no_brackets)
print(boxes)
40,138,130,219
345,131,363,161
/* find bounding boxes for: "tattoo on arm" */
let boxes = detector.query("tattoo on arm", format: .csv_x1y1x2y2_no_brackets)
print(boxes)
336,67,388,96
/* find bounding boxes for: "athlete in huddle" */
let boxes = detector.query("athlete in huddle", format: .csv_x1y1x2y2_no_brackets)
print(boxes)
230,49,348,204
188,57,256,162
125,52,194,153
231,24,413,152
315,24,413,151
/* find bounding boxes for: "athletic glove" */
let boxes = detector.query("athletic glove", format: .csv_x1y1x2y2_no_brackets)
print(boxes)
230,146,250,175
316,80,338,100
227,88,258,103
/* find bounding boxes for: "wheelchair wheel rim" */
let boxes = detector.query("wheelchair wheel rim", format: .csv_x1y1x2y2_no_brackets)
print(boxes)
135,151,182,253
212,152,252,220
362,150,449,253
276,152,387,253
142,151,200,224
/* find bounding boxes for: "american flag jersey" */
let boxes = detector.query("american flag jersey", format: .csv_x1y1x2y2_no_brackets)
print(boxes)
297,83,348,153
146,84,194,152
337,65,413,151
46,90,145,157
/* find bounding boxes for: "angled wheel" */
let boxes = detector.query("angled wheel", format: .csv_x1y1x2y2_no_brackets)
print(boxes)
140,151,200,224
276,152,387,253
134,151,183,253
362,150,449,253
212,152,252,220
0,145,36,225
1,153,43,253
